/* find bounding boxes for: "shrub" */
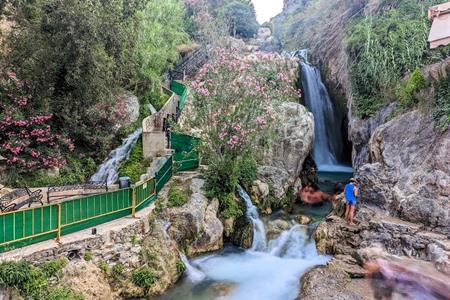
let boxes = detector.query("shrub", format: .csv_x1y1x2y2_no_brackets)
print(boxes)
119,138,149,183
396,68,427,109
220,193,243,219
0,261,35,291
112,263,124,279
433,76,450,129
239,155,257,188
176,260,186,274
132,266,156,289
41,258,68,278
98,260,110,276
83,251,93,261
167,185,188,207
46,288,84,300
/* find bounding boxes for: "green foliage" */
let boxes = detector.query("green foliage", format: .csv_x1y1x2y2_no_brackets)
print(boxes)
83,251,93,261
46,287,84,300
396,68,427,109
154,200,164,214
167,184,188,208
141,88,170,112
132,266,156,289
176,260,186,274
218,1,259,38
111,263,124,279
346,0,449,118
0,260,82,300
131,235,141,246
238,155,257,188
41,258,68,278
220,192,243,219
433,76,450,129
134,0,189,90
119,138,151,183
98,260,110,276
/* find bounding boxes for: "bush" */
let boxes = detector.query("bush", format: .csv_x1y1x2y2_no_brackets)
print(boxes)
220,193,243,219
83,251,93,261
433,76,450,129
41,258,68,278
396,68,427,109
239,155,257,188
132,266,156,289
119,138,151,183
167,184,188,207
0,261,36,291
176,260,186,274
46,288,84,300
218,1,259,38
98,260,110,276
112,263,124,279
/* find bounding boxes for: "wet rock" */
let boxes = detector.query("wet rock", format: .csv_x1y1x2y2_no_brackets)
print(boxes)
251,180,270,205
210,282,236,298
230,216,253,249
329,255,366,278
164,192,223,256
294,214,312,225
266,219,292,240
60,260,116,300
299,266,363,300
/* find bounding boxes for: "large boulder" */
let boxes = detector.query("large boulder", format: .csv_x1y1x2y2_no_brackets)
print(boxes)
356,110,450,234
164,191,223,256
260,102,314,199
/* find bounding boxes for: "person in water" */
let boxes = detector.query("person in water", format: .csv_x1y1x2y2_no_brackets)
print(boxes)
299,182,334,205
344,178,359,225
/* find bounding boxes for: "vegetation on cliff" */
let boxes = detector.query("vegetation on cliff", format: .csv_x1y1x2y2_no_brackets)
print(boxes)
273,0,450,123
0,0,189,186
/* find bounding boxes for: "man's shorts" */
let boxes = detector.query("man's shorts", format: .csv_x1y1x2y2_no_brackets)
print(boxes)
346,199,357,206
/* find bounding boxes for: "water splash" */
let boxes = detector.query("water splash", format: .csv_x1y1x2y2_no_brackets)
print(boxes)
90,128,142,185
179,253,206,283
237,185,267,251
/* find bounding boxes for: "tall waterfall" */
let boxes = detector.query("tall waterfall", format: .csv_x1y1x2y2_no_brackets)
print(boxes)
298,50,348,171
237,185,267,251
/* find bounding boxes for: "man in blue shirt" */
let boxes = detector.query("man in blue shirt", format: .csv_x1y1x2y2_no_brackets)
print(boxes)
344,178,359,225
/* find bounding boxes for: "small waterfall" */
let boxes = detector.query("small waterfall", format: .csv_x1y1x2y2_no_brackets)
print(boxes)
268,225,318,259
297,50,346,170
90,128,142,185
179,253,206,283
237,185,267,251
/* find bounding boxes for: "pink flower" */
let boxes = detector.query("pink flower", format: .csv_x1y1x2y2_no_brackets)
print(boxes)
256,116,267,126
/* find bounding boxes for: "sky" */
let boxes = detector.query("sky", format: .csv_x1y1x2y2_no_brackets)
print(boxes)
251,0,284,24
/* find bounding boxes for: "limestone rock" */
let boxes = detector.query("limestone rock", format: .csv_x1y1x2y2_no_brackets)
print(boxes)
60,260,116,300
260,102,314,200
299,266,363,300
356,110,450,234
119,91,140,126
164,192,223,256
295,215,312,225
251,180,269,204
266,219,292,240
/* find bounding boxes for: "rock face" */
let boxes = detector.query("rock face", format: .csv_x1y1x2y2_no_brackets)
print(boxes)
119,91,140,126
356,110,450,234
60,260,116,300
164,185,223,256
260,102,315,199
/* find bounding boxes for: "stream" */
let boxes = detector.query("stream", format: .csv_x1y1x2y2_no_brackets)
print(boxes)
159,187,332,300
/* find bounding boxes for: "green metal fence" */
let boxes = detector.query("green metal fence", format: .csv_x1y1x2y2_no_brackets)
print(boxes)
170,81,188,112
171,132,200,172
0,82,198,253
156,156,173,193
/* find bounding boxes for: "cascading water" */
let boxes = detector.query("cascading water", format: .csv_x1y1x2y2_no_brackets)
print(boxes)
160,187,330,300
296,50,351,172
90,128,142,185
90,104,157,185
237,185,266,251
179,253,206,283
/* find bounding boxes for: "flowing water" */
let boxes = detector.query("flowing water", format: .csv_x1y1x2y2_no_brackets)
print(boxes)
297,50,351,172
90,128,142,185
90,104,156,185
159,188,330,300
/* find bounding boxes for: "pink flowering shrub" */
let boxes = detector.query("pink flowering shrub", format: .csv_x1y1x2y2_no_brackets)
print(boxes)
190,47,300,209
0,70,74,174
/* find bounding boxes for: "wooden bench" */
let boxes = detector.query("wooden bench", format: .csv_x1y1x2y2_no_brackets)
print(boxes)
47,181,108,204
0,187,44,212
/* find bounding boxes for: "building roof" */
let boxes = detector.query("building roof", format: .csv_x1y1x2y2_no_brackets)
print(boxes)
428,2,450,49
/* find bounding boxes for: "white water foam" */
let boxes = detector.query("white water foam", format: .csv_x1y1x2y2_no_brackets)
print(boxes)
180,253,206,283
237,185,267,251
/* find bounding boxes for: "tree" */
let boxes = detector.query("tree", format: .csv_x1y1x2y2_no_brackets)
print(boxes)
219,1,259,39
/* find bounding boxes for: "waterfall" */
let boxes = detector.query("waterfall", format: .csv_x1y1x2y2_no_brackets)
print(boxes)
297,50,350,171
90,128,142,185
179,253,206,283
237,185,267,251
90,103,156,185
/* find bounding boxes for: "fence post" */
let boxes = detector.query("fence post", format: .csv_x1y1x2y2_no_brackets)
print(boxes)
131,188,136,218
56,203,61,242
